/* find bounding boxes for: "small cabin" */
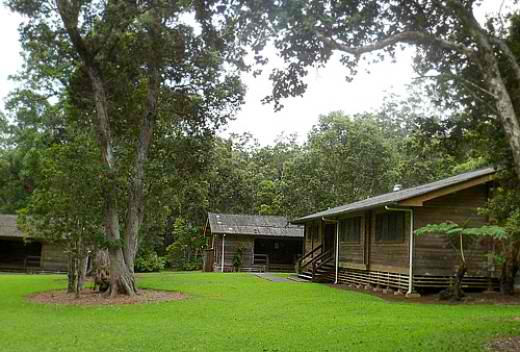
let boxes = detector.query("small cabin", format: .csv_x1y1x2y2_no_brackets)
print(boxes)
0,215,68,272
292,167,498,293
204,213,304,272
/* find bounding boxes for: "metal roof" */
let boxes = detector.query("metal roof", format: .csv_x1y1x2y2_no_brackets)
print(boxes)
292,167,496,223
0,214,24,239
208,213,304,238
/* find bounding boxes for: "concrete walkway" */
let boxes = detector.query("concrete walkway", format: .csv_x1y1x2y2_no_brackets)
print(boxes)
254,272,294,282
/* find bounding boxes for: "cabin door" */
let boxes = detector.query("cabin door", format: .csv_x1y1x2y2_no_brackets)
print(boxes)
323,224,336,253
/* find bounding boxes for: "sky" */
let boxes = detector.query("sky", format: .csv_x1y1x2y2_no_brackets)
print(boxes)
0,1,516,145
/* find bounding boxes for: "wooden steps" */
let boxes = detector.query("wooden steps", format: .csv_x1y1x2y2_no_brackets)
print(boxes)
297,264,335,283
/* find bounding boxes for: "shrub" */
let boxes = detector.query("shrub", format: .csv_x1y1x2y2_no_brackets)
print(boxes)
135,251,166,273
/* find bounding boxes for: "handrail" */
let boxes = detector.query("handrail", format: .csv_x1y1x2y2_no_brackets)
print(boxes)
297,244,323,272
311,250,334,281
253,253,270,271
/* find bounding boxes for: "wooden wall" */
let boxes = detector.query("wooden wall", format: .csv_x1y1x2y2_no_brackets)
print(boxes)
212,234,255,272
335,184,494,279
414,185,492,276
368,208,411,274
338,211,366,270
41,243,68,272
304,221,322,255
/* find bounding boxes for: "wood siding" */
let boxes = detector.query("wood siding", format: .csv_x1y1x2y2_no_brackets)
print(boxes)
414,185,492,276
304,221,322,255
41,243,68,272
368,207,411,274
212,234,255,272
338,212,366,269
299,181,496,289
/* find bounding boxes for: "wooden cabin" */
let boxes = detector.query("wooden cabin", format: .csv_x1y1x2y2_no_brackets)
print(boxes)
0,215,68,272
292,167,498,294
204,213,304,272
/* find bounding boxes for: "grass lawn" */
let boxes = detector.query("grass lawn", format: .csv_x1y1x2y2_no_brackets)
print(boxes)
2,272,520,352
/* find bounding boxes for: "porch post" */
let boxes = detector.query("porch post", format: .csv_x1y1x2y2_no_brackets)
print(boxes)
384,206,415,295
335,221,339,284
221,234,226,272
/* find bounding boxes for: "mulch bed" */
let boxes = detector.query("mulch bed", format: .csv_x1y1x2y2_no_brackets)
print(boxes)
27,289,186,305
487,337,520,352
332,283,520,305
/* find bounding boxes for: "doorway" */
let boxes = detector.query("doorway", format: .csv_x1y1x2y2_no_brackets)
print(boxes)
323,223,336,252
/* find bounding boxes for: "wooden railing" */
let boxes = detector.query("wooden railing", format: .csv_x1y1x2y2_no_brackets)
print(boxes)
297,244,323,273
25,255,41,270
253,253,269,271
311,249,334,281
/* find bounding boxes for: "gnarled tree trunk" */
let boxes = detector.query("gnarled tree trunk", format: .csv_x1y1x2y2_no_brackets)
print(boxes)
56,1,161,296
501,241,520,295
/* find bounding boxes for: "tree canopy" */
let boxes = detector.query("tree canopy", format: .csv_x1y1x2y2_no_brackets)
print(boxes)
238,0,520,178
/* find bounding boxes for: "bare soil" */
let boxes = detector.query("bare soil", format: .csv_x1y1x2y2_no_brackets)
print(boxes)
332,284,520,305
487,336,520,352
27,288,186,305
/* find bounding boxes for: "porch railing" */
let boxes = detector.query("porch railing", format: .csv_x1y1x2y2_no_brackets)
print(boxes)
25,255,41,271
311,249,334,281
296,244,323,273
253,253,269,271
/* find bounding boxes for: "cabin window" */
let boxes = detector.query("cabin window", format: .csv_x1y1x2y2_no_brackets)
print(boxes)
339,217,362,242
375,212,405,242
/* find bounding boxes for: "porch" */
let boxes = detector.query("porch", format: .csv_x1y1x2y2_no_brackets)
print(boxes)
0,238,42,272
206,213,305,273
297,222,337,282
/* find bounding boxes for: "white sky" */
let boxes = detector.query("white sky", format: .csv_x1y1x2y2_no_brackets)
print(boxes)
0,1,516,145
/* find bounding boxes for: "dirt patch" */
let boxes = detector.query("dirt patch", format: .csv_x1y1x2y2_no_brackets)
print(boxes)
332,284,520,305
487,336,520,352
27,289,186,305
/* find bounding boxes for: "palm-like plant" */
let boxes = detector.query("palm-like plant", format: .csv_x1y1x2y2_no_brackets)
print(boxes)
415,222,507,301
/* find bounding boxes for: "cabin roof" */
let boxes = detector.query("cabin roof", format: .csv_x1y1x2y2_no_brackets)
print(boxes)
0,214,23,238
207,213,304,238
292,167,496,224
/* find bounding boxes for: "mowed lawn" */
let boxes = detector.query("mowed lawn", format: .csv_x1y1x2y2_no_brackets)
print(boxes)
2,273,520,352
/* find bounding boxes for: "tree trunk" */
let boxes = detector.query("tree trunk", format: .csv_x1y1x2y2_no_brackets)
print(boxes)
459,7,520,179
67,255,75,294
87,67,138,297
123,67,159,275
56,0,139,297
501,242,520,295
106,249,137,297
452,262,467,301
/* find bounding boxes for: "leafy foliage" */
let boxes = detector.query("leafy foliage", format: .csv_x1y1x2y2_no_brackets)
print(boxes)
166,217,205,271
415,222,507,240
135,251,166,273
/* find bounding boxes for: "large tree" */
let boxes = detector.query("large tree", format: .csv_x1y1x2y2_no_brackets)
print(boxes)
239,0,520,177
8,0,244,296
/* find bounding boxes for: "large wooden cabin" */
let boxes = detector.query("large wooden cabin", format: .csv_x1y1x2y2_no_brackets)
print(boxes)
204,213,304,272
292,167,498,294
0,215,68,273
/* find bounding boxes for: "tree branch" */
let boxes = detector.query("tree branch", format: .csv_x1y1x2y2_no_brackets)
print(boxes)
492,37,520,87
316,30,475,58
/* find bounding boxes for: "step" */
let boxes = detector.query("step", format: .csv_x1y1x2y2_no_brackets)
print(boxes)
297,273,313,281
287,275,310,282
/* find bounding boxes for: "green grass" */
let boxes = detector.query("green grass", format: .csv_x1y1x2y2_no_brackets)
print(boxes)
1,272,520,352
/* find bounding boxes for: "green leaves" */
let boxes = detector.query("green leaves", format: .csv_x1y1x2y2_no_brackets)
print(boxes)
415,222,463,237
415,222,508,240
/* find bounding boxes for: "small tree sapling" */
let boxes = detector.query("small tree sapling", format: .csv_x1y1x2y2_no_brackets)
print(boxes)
415,221,507,301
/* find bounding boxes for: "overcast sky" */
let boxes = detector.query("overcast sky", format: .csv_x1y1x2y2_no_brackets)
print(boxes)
0,1,516,145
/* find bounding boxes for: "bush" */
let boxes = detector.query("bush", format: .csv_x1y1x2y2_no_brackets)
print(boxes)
135,251,166,273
